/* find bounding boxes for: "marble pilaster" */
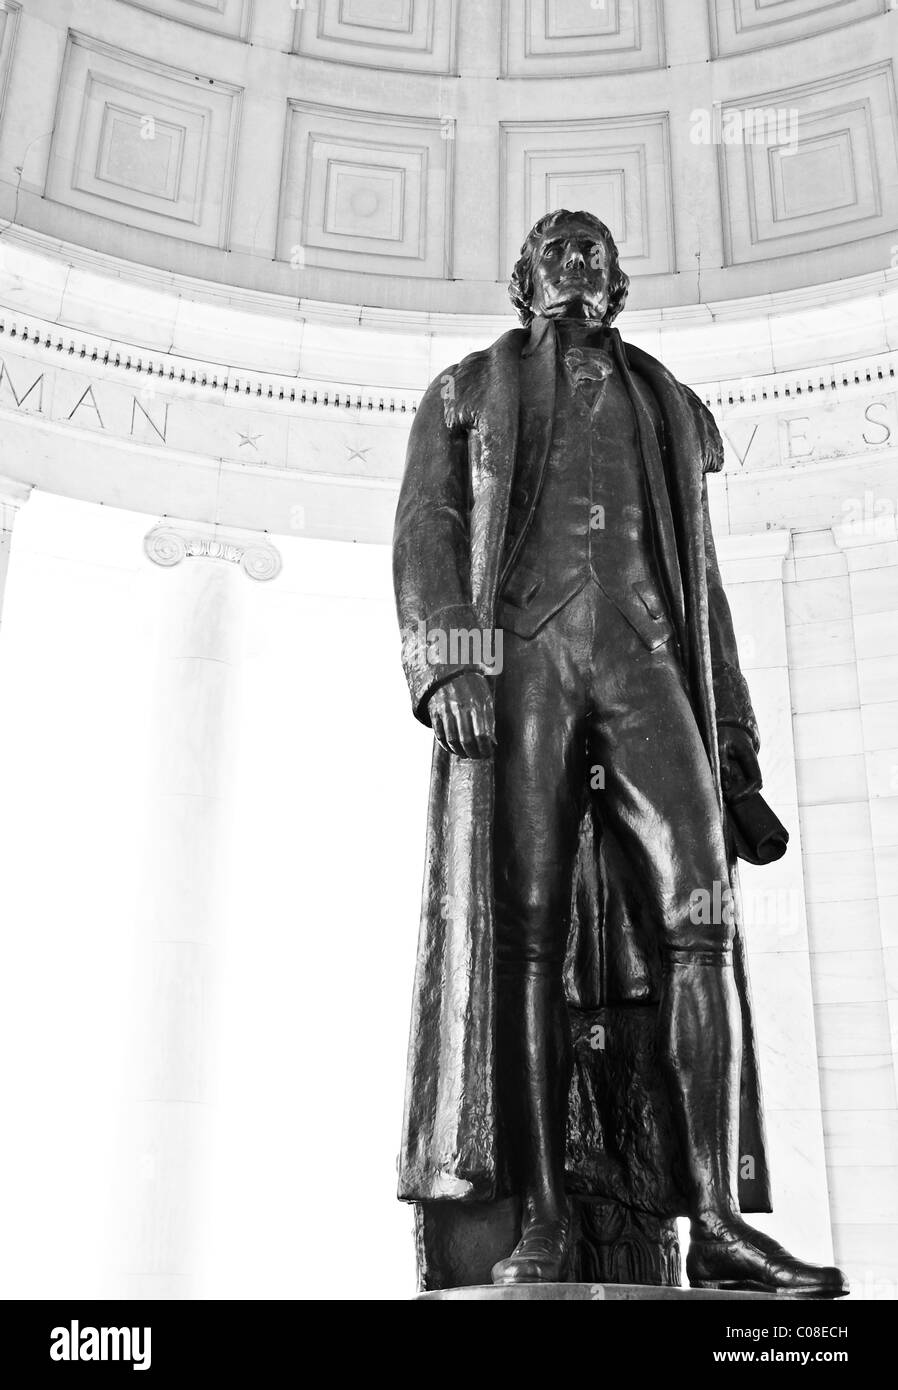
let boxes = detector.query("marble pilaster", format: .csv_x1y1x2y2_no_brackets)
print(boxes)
786,523,898,1299
718,530,834,1266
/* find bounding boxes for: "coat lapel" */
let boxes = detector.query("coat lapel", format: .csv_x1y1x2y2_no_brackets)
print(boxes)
622,338,720,780
468,332,526,623
610,329,688,657
499,317,556,587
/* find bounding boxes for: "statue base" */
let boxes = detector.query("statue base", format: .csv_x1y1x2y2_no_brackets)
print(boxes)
415,1197,682,1292
418,1282,786,1301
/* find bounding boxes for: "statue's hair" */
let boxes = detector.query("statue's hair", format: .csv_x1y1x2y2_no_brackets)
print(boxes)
508,209,629,328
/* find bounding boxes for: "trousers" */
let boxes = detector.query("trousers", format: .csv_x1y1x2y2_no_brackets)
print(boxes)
493,582,733,968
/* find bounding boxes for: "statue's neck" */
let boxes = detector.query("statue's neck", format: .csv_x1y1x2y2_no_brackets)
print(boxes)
552,316,610,351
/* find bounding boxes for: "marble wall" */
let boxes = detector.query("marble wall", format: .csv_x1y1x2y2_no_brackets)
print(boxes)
788,524,898,1298
712,446,898,1300
717,532,835,1271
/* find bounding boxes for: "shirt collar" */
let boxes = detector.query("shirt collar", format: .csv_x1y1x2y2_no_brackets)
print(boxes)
522,314,615,357
521,314,554,358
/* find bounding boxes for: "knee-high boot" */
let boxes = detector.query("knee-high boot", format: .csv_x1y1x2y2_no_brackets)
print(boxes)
659,950,742,1223
660,950,847,1297
491,961,573,1284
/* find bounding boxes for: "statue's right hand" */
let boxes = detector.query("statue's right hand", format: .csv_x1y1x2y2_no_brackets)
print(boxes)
428,672,496,759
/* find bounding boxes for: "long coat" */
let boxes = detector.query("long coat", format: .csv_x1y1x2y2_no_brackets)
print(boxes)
393,318,772,1214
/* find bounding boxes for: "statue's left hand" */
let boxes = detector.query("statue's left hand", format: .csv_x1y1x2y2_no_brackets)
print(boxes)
718,724,762,804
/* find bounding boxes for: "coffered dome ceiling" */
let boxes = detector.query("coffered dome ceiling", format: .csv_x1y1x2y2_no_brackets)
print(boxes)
0,0,896,318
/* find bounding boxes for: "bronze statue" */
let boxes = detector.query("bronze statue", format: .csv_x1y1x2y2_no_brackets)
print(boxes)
393,210,847,1297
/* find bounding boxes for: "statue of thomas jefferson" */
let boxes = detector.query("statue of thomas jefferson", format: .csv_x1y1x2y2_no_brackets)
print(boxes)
393,210,847,1297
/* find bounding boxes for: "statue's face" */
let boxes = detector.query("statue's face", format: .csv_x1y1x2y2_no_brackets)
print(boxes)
530,222,611,322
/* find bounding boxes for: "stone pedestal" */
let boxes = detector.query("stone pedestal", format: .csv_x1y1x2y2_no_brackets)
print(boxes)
414,1000,688,1295
416,1198,681,1293
418,1283,784,1301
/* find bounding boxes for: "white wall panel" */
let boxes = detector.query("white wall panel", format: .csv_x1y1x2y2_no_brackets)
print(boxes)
118,0,254,41
502,0,665,76
709,0,886,58
293,0,458,75
278,100,454,278
719,64,898,266
45,33,242,249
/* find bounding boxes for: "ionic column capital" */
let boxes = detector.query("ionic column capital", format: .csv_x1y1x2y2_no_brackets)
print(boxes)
0,477,34,528
144,522,282,582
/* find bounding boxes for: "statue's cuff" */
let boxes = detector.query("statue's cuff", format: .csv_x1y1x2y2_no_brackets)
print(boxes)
713,664,760,753
401,604,496,725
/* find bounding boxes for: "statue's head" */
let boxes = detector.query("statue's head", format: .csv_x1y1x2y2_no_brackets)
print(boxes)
509,210,629,328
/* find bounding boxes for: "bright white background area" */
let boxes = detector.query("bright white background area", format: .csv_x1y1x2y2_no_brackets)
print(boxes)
0,491,427,1300
0,489,859,1299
